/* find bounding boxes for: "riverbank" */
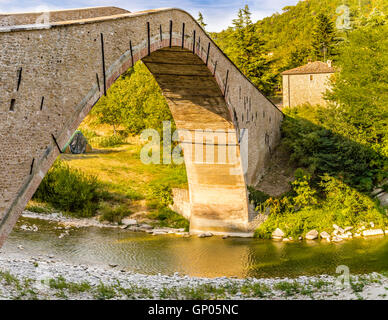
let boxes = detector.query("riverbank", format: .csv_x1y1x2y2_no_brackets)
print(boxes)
0,252,387,300
21,211,189,236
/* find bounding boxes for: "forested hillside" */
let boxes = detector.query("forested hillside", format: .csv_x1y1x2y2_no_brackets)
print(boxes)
211,0,387,96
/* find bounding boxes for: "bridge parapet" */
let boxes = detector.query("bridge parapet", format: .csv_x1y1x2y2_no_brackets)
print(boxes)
0,6,130,27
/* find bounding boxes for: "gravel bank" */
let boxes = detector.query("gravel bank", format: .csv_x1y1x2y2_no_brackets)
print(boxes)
0,252,387,300
21,211,189,236
21,211,133,229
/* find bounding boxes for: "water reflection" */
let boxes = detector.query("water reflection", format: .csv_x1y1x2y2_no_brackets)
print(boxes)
2,217,388,278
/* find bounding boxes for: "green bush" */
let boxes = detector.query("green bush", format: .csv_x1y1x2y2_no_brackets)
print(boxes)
148,184,173,207
33,160,101,217
254,173,387,239
91,134,125,148
90,62,175,136
79,128,98,141
282,105,386,192
98,203,131,224
247,186,270,209
148,206,189,231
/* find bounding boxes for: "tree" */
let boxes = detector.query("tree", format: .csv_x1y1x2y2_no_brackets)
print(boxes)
91,62,174,136
325,16,388,157
311,13,337,61
285,46,313,70
229,5,276,95
90,88,123,135
197,12,207,29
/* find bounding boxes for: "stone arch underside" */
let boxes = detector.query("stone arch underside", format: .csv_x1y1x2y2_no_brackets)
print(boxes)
0,8,283,245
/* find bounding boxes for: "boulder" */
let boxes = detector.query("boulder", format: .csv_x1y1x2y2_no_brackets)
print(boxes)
198,232,213,238
320,231,330,240
344,226,353,232
139,224,153,230
372,188,383,196
357,226,366,233
377,193,388,207
272,228,284,239
121,218,137,226
152,228,170,233
332,236,343,242
305,229,319,240
152,230,167,236
338,232,352,239
362,229,384,237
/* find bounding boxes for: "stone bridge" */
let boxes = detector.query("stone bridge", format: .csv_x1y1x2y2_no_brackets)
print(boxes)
0,7,283,245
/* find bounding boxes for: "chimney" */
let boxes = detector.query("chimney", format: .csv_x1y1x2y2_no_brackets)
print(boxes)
327,60,332,68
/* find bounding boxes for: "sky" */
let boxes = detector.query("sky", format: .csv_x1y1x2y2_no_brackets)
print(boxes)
0,0,300,32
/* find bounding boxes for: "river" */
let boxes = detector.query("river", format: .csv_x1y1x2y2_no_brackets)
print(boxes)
2,217,388,279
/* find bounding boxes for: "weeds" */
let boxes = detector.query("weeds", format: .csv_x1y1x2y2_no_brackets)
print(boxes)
274,281,303,296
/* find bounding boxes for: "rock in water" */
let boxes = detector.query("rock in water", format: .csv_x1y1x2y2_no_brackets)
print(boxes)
320,231,330,240
121,218,137,226
272,228,284,239
362,229,384,237
306,229,319,240
198,232,213,238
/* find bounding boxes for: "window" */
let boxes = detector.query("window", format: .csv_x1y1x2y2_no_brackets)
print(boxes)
310,75,313,81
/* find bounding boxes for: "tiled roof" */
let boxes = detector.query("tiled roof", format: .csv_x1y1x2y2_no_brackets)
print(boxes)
282,61,336,75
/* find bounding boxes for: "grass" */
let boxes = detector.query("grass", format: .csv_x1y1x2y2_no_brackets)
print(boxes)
25,201,52,214
0,271,38,300
48,276,91,294
148,206,189,230
94,282,117,300
274,281,303,296
240,282,271,298
98,203,131,224
28,121,189,228
61,135,187,199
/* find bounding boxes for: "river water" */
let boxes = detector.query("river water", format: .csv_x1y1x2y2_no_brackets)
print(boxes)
2,217,388,278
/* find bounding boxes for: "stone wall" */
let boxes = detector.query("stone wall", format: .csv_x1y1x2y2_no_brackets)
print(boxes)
170,188,191,220
0,7,283,245
282,73,333,107
0,7,129,27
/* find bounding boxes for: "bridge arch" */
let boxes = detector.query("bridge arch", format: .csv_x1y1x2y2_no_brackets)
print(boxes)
0,8,283,245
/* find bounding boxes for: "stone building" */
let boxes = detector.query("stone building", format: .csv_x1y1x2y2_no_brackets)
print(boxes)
282,60,335,107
